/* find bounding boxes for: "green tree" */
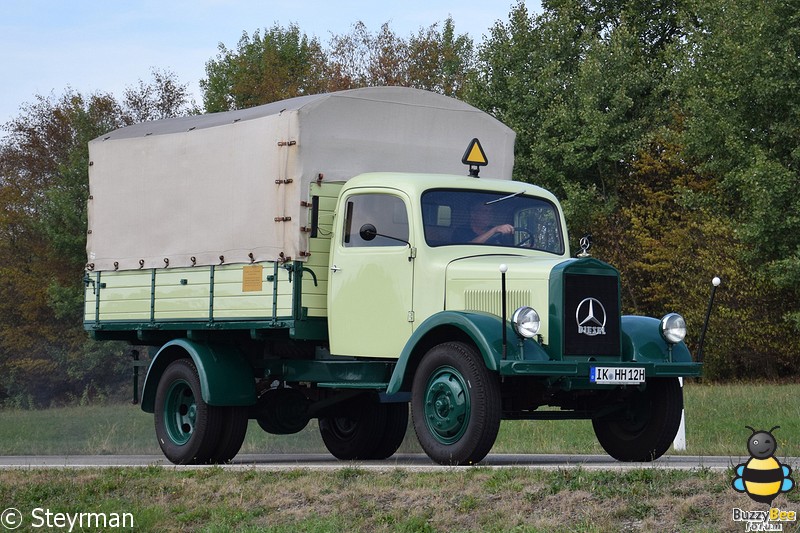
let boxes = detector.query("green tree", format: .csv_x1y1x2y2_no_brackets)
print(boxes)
328,22,408,88
0,70,194,406
471,0,683,196
123,67,199,123
202,20,476,109
678,0,800,333
407,18,475,99
201,24,330,112
605,134,797,379
327,18,475,98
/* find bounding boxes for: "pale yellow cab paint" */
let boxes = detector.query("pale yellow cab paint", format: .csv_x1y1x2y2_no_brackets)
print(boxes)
325,172,570,359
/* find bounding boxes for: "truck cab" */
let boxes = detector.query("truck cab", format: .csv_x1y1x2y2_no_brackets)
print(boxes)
328,173,565,358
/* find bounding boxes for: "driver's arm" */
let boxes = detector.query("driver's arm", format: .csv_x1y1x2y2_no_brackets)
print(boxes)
471,224,514,244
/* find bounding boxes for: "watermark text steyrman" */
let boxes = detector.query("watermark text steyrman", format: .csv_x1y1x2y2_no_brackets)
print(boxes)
1,507,134,531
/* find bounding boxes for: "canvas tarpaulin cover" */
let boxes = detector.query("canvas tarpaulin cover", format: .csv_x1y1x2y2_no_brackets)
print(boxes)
86,87,515,272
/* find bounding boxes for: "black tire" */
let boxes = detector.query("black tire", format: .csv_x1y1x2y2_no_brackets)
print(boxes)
208,406,249,464
592,377,683,462
411,342,501,465
319,399,386,460
154,359,223,465
255,387,311,435
364,403,409,460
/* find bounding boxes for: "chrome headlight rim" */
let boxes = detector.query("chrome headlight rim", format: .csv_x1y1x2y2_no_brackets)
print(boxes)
660,312,687,344
511,306,541,339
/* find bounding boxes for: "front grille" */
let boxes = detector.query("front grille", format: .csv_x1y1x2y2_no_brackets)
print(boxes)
464,289,531,317
563,273,620,356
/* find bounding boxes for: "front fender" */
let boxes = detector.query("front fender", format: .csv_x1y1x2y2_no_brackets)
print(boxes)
386,310,548,394
140,339,256,413
621,315,693,363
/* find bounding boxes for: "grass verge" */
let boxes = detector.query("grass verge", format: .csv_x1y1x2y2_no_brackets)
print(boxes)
2,466,798,532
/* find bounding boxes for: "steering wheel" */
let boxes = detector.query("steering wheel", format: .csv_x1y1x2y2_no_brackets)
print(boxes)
514,227,533,247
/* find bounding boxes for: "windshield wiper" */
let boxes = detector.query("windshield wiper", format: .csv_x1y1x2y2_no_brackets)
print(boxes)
484,191,525,205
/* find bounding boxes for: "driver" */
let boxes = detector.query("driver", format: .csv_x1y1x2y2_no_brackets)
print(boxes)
454,202,514,244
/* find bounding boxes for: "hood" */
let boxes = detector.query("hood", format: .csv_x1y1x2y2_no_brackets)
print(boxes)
444,254,570,345
445,254,567,284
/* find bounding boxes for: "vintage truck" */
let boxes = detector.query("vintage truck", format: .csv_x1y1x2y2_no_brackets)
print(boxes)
84,86,701,465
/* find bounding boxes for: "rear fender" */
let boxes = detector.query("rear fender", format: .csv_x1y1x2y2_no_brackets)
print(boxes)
140,339,256,413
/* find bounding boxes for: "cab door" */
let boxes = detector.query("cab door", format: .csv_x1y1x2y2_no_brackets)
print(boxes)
328,191,414,358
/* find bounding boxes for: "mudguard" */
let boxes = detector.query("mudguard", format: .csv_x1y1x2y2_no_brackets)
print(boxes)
621,315,693,363
140,338,256,413
386,310,549,394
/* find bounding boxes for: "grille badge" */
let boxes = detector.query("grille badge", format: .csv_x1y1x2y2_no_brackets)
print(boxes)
576,297,606,336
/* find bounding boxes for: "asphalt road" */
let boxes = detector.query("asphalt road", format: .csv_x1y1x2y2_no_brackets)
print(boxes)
0,453,758,471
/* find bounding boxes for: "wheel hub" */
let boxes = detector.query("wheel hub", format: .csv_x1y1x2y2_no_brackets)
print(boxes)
424,366,470,444
163,380,196,445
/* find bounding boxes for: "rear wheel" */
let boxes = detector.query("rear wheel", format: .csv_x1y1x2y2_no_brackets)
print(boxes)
411,342,501,465
255,387,311,435
208,406,248,464
592,377,683,462
154,359,223,465
319,398,386,460
365,403,409,460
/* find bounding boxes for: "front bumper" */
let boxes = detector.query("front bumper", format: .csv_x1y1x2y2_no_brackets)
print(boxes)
498,360,702,379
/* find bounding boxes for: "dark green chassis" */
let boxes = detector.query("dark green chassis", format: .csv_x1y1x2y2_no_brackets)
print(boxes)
256,358,701,389
87,315,702,422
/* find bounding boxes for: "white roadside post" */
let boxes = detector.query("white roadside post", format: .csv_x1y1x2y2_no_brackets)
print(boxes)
672,377,686,451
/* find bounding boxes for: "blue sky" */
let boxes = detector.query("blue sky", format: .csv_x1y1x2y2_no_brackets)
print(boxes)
0,1,540,129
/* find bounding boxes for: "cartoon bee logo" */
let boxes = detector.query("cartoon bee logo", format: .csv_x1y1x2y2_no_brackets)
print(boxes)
732,426,794,504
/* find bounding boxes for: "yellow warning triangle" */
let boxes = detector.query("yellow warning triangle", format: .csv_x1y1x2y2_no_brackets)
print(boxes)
462,138,488,167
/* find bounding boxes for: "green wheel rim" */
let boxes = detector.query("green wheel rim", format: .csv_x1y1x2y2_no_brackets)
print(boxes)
423,365,470,444
163,379,197,446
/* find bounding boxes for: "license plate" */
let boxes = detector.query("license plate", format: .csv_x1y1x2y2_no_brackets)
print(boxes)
590,366,645,384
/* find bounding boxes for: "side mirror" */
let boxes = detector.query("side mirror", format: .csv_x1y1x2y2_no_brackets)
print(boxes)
359,223,378,241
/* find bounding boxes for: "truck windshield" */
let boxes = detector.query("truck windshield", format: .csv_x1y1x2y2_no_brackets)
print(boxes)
421,189,565,254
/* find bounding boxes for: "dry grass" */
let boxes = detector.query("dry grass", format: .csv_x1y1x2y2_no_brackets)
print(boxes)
1,466,799,532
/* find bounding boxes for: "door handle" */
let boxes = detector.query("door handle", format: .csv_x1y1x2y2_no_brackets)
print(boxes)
330,264,341,273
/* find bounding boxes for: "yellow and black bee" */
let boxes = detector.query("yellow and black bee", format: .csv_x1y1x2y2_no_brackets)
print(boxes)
732,426,794,504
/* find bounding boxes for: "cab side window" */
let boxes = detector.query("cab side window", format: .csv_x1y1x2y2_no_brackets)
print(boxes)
343,194,409,247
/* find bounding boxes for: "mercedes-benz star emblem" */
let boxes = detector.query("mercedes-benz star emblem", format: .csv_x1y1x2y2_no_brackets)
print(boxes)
576,297,607,336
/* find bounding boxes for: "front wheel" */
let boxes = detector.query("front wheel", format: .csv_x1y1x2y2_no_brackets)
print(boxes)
411,342,501,465
592,377,683,462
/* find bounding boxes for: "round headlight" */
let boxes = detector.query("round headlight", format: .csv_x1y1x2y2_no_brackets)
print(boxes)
660,313,687,344
512,307,540,338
